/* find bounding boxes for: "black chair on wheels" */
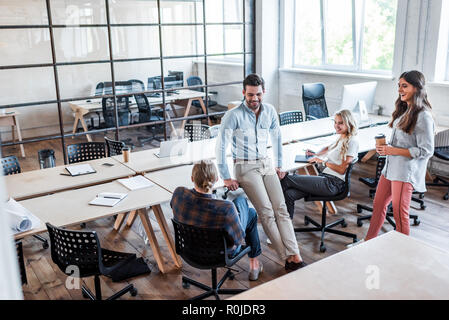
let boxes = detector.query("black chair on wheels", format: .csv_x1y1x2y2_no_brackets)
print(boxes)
46,223,138,300
294,161,358,253
426,146,449,200
172,218,250,300
184,123,211,142
1,156,49,249
279,110,304,126
186,76,218,110
134,93,164,147
67,142,106,164
104,137,125,157
356,156,421,227
302,82,329,121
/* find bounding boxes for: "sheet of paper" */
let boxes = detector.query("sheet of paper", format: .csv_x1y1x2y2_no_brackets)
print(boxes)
65,163,96,176
117,175,154,191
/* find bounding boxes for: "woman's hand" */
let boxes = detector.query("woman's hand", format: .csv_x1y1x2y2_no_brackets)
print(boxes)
305,149,316,156
376,144,393,156
308,157,325,164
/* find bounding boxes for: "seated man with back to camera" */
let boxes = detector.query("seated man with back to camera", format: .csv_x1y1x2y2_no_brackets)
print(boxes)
170,160,263,281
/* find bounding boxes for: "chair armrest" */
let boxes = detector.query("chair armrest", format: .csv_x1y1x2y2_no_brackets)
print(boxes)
306,115,318,121
209,91,218,95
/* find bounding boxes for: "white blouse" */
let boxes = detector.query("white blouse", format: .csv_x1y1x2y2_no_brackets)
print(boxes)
322,136,359,180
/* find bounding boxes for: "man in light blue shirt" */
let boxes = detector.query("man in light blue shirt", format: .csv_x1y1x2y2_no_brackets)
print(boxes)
215,74,305,271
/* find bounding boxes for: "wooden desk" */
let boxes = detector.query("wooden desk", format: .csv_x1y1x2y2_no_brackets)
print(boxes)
5,157,135,200
17,179,181,273
0,109,25,157
69,89,211,141
230,231,449,299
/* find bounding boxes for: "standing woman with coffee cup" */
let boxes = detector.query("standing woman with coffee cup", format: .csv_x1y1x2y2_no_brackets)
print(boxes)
365,70,434,240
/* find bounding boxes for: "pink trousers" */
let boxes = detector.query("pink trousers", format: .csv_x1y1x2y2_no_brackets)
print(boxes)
365,175,414,240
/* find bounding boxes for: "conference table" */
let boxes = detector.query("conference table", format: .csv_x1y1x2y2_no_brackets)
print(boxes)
16,178,181,273
5,157,135,200
69,89,211,142
230,231,449,299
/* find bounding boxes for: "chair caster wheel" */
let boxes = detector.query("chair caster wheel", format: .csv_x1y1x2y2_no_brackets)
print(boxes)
353,238,358,243
182,280,190,289
357,205,362,214
414,219,420,226
419,193,424,199
341,221,347,228
357,220,363,227
444,194,449,201
304,218,309,226
130,287,138,297
421,205,426,210
42,242,49,249
319,245,326,253
80,223,86,229
82,291,89,299
228,273,235,280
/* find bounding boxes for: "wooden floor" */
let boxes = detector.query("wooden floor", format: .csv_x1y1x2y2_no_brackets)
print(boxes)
8,140,449,300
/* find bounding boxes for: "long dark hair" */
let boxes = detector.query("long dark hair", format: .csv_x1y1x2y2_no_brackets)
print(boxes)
390,70,432,134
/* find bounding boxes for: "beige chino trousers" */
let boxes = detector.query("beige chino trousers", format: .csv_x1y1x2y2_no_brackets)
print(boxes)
234,158,300,261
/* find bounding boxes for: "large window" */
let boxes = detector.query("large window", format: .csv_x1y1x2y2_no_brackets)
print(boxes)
288,0,397,73
0,0,255,169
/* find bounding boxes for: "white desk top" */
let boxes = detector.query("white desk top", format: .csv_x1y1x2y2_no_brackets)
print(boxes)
230,231,449,300
17,178,172,237
5,157,136,200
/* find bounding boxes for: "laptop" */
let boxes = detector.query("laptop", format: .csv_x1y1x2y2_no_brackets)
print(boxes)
155,139,188,158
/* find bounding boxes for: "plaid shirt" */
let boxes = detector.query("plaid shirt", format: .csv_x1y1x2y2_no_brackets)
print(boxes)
170,187,245,247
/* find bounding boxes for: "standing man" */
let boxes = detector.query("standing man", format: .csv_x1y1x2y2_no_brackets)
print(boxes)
216,74,306,271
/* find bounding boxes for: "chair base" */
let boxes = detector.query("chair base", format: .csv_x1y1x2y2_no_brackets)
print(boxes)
81,275,137,300
426,176,449,200
356,204,420,228
182,268,245,300
32,234,49,249
295,215,357,253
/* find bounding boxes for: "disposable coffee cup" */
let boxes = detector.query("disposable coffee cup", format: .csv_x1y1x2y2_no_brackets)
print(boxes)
122,146,130,163
375,133,386,146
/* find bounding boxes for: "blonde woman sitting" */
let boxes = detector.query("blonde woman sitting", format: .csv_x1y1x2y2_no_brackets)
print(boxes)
280,109,359,218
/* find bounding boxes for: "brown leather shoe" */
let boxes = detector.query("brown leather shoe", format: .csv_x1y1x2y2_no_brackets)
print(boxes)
285,260,307,272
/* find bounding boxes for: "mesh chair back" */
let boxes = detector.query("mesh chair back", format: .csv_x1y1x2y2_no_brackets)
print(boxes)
208,125,221,138
186,76,204,92
172,219,227,269
184,124,211,142
95,82,105,96
16,241,27,285
279,110,304,126
46,223,101,278
134,93,153,123
102,97,130,127
1,155,21,175
67,142,106,164
302,83,329,120
104,137,125,157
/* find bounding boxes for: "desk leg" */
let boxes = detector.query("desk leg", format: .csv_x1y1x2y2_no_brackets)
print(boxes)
180,99,193,130
197,98,212,126
79,116,92,142
361,150,376,163
113,212,130,231
138,208,166,273
152,204,182,268
164,105,178,137
126,210,138,227
72,114,80,139
13,116,25,158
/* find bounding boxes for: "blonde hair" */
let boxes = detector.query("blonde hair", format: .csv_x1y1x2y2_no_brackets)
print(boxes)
329,109,358,161
191,160,218,193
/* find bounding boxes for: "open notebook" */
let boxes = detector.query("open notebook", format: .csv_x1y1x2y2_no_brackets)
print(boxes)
65,164,96,176
89,192,127,207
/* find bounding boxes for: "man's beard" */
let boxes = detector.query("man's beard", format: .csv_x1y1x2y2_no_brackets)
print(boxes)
246,99,261,110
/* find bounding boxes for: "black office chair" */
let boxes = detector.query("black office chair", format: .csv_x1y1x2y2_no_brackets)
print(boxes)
172,219,250,300
208,124,221,139
184,123,211,142
186,76,218,110
302,82,329,121
101,96,130,128
134,93,165,147
38,149,56,169
1,156,49,249
46,223,138,300
426,146,449,200
357,156,421,227
279,110,304,126
67,142,106,164
104,137,125,157
16,240,27,285
294,161,358,252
